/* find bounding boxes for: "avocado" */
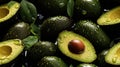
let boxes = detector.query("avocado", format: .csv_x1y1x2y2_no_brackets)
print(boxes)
36,0,68,16
3,22,30,40
40,16,72,42
74,20,111,52
105,42,120,65
0,1,20,23
37,56,67,67
27,41,57,63
74,0,101,19
76,63,98,67
97,6,120,39
57,30,97,63
0,39,24,65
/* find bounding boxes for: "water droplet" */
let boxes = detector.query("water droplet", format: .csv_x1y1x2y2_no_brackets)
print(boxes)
112,57,117,63
15,5,19,9
82,10,87,15
59,3,65,8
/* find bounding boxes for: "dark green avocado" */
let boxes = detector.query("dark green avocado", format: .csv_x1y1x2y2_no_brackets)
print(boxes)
36,0,68,16
74,0,101,19
27,41,57,63
76,63,98,67
57,30,97,63
37,56,67,67
3,22,30,40
40,16,72,42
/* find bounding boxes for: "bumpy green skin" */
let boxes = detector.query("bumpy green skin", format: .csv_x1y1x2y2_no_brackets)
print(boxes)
3,22,30,40
97,49,109,67
27,41,57,62
74,0,101,19
40,16,72,42
74,20,111,52
36,0,68,16
38,56,67,67
76,63,98,67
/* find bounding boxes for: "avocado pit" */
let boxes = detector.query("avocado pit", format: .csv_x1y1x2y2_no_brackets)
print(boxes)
0,8,9,19
0,46,12,59
68,39,85,54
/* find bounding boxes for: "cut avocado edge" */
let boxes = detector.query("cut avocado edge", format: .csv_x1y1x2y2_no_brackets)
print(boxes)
97,6,120,25
0,39,24,65
0,1,20,23
105,42,120,65
57,30,97,63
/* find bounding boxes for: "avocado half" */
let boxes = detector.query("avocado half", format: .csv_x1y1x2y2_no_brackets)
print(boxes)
0,1,20,23
57,30,97,63
105,42,120,65
97,6,120,39
0,39,24,65
97,6,120,25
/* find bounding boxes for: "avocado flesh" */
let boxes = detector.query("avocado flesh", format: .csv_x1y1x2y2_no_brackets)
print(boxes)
0,39,24,65
57,30,97,63
97,6,120,25
0,1,20,23
105,42,120,65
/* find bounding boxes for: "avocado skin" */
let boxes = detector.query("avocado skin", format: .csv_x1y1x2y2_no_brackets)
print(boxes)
35,0,68,16
76,63,98,67
40,16,72,42
74,20,111,52
3,22,30,40
27,41,57,65
37,56,67,67
74,0,101,19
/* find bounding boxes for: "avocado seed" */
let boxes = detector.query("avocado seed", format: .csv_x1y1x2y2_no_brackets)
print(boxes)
68,40,85,54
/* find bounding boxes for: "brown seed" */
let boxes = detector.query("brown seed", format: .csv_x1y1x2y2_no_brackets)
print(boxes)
68,40,85,54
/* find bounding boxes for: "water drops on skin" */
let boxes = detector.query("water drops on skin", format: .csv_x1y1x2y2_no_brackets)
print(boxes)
112,56,118,63
59,2,65,8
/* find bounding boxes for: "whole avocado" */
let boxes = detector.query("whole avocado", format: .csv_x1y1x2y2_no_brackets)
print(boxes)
35,0,68,16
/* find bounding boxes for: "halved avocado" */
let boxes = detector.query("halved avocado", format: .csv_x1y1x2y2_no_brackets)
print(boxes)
57,30,97,63
97,6,120,25
105,42,120,65
0,39,24,65
97,6,120,39
0,1,20,23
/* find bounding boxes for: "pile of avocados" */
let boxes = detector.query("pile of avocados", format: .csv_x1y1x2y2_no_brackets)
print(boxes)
0,0,120,67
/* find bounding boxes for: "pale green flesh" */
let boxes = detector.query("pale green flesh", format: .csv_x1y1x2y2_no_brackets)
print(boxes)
105,42,120,65
0,39,24,65
58,30,97,63
0,1,20,23
97,6,120,25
